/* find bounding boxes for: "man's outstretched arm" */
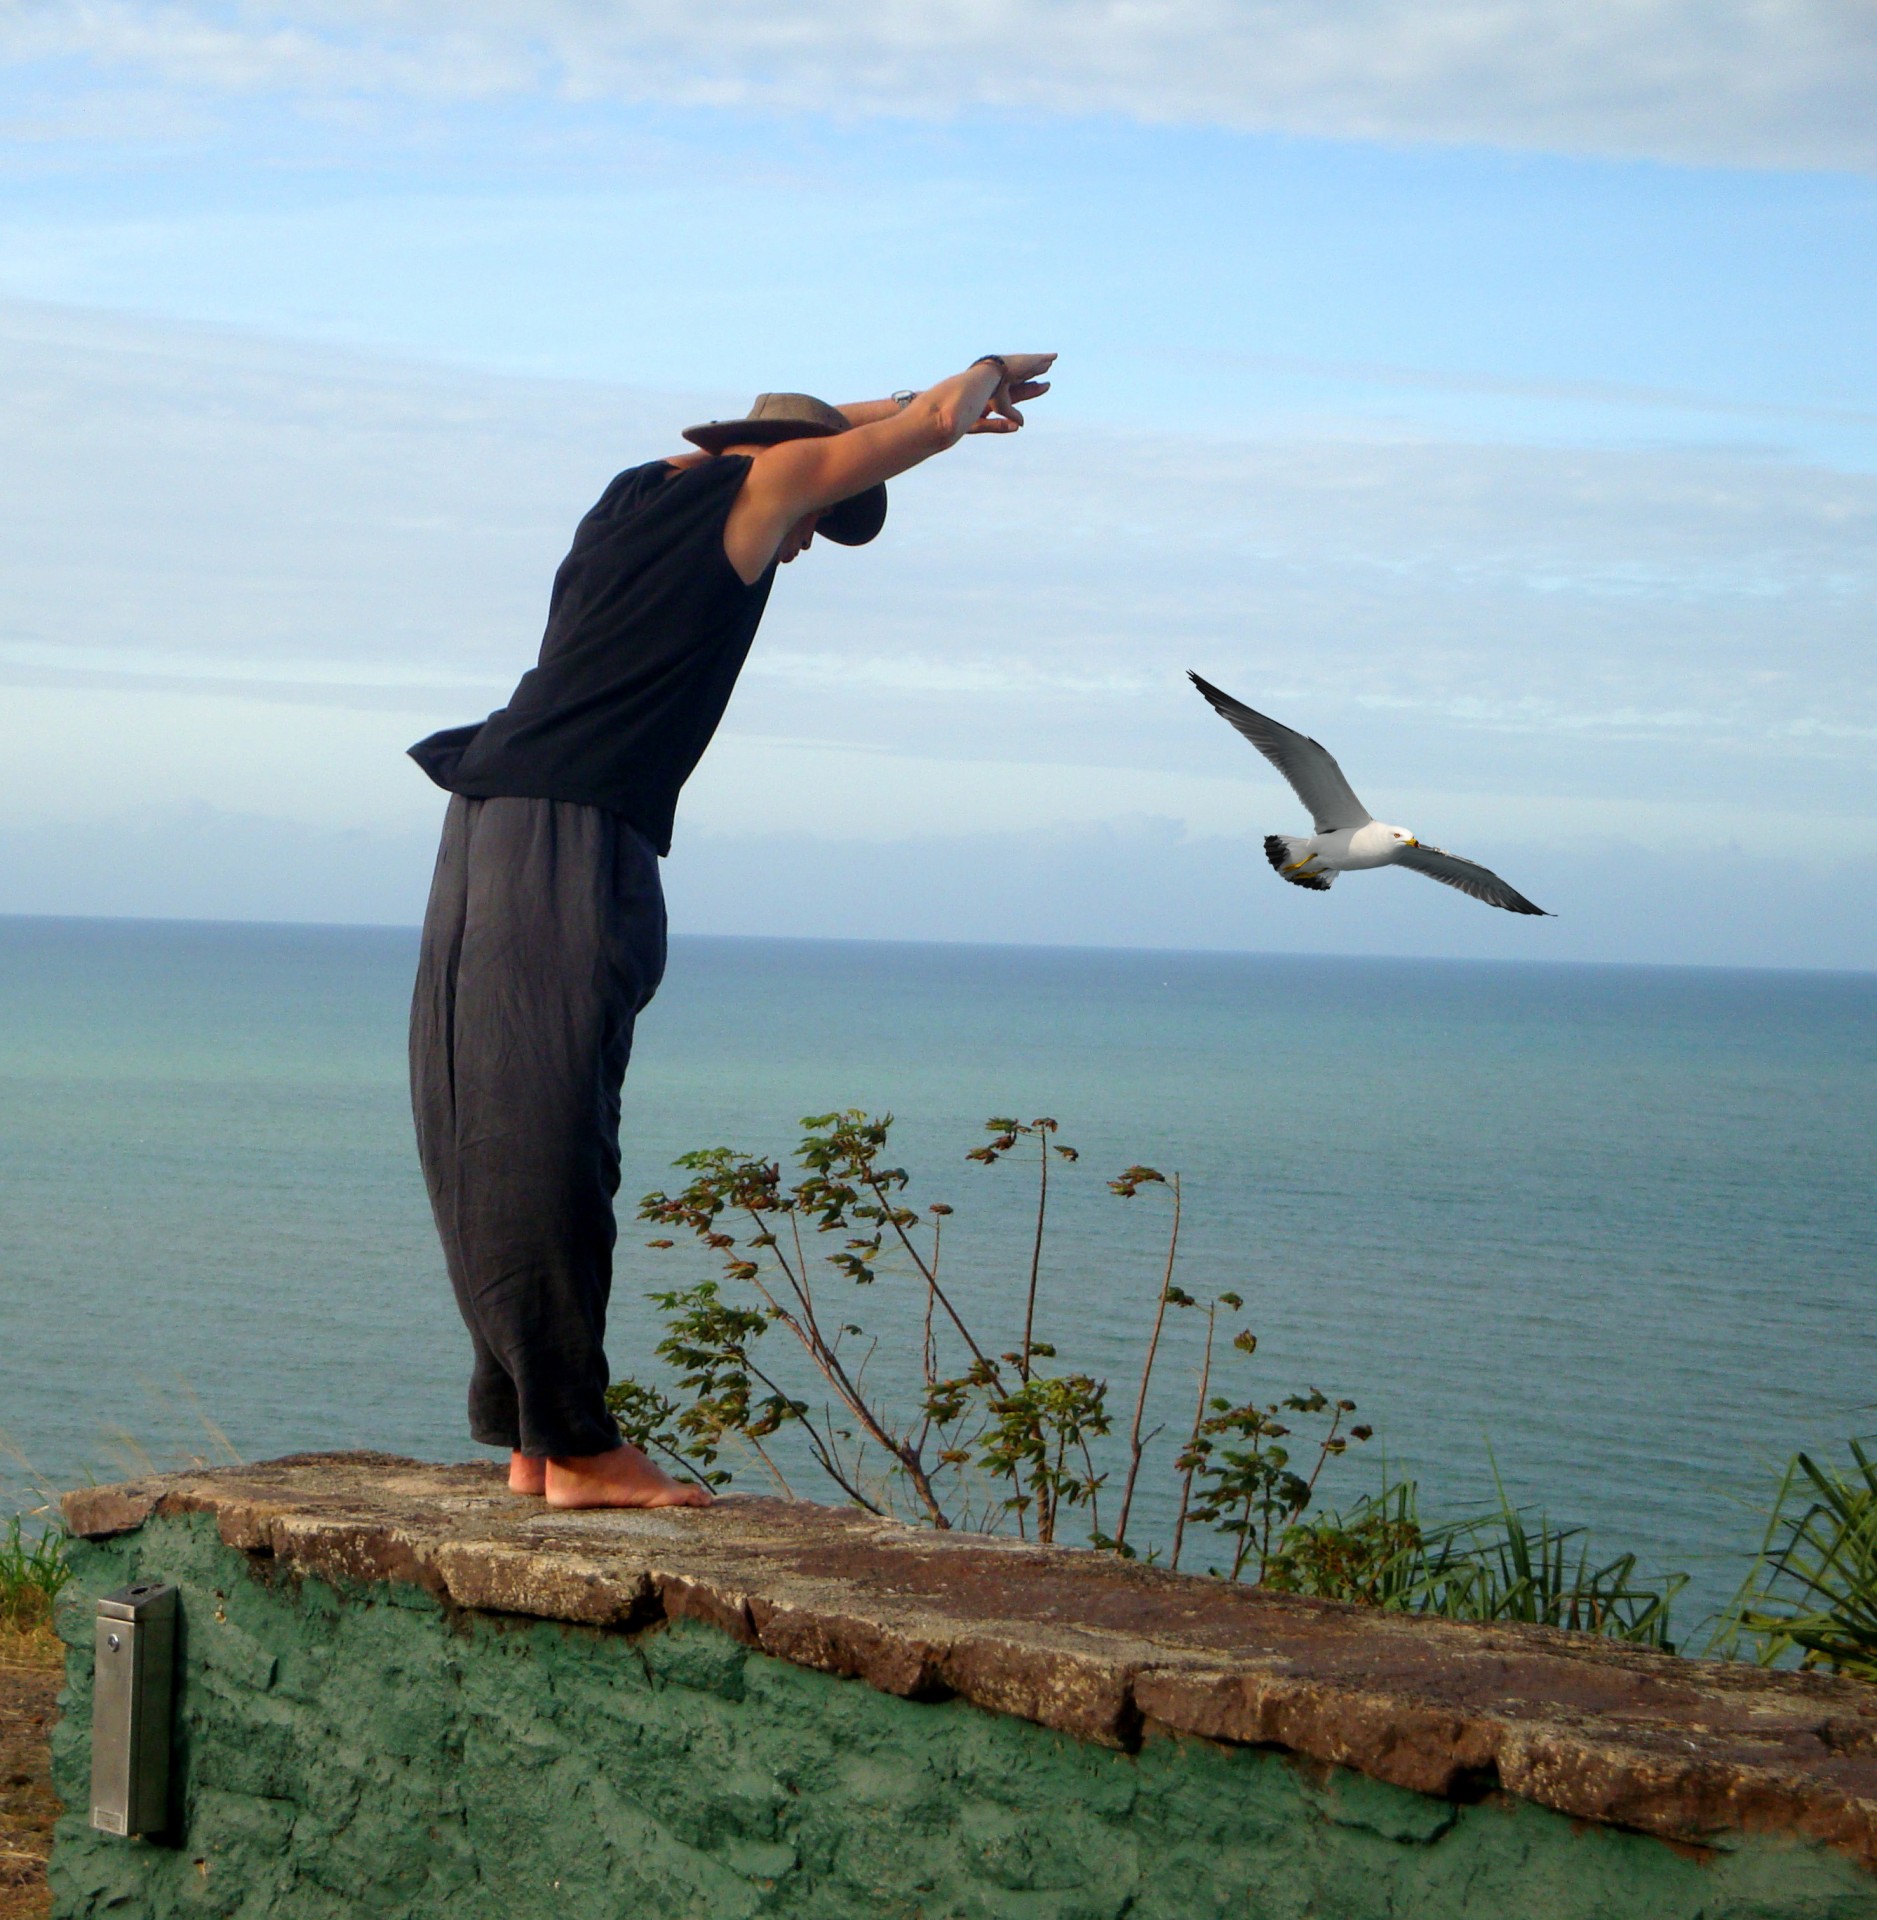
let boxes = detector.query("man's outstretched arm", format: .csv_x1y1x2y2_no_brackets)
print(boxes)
725,355,1055,576
835,363,1052,433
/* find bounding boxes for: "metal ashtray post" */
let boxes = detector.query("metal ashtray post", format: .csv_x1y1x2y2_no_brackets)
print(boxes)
90,1581,177,1837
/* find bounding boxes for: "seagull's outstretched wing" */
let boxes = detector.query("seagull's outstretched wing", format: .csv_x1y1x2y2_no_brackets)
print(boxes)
1188,672,1372,833
1394,843,1550,917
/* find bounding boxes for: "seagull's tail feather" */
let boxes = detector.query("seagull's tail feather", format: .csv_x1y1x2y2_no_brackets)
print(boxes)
1265,834,1334,892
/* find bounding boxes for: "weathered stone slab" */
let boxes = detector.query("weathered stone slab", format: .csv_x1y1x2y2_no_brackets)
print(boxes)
63,1450,1877,1869
58,1480,161,1539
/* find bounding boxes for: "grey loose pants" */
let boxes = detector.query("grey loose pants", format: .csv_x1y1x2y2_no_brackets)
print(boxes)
410,794,667,1457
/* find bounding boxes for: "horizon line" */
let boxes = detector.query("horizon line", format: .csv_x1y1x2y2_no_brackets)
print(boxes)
1,908,1870,982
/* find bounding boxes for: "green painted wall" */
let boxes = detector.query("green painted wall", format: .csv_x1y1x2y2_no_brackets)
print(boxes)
50,1516,1877,1920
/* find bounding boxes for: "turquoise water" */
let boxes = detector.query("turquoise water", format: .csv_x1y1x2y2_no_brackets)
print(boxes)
2,913,1872,1632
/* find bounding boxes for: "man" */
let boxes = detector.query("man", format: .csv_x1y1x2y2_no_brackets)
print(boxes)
408,353,1057,1509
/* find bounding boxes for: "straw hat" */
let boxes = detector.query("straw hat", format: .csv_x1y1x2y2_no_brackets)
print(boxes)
682,393,887,546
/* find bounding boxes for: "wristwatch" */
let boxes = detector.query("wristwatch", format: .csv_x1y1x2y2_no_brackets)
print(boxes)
891,390,918,408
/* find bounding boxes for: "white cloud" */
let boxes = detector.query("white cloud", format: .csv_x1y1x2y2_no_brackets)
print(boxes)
5,299,1873,778
4,0,1875,171
2,300,1873,962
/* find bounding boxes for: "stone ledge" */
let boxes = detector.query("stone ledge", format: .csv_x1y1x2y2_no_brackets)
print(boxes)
63,1450,1877,1870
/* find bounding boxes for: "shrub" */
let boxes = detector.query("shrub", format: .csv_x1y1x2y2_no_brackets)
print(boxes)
621,1109,1368,1561
617,1106,1688,1647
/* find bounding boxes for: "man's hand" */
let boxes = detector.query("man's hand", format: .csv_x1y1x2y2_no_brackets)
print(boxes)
969,353,1056,433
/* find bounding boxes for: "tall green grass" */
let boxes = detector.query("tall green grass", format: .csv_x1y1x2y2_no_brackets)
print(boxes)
0,1515,72,1637
1719,1439,1877,1679
1268,1474,1685,1649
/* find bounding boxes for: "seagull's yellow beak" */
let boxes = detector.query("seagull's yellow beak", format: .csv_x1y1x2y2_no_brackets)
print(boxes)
1406,836,1420,848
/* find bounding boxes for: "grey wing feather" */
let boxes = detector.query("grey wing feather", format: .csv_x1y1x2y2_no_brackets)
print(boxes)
1187,673,1372,833
1394,844,1551,917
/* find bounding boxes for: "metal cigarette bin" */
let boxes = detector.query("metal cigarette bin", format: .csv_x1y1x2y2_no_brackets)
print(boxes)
90,1580,177,1837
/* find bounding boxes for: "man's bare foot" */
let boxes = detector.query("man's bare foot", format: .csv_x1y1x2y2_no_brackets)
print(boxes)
544,1443,713,1510
508,1451,546,1496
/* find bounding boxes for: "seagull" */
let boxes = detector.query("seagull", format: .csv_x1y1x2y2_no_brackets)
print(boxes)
1188,672,1551,917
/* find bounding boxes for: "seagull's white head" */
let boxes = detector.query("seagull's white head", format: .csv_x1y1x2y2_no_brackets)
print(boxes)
1384,825,1420,849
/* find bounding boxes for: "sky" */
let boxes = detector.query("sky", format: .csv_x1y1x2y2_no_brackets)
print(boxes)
2,1,1874,966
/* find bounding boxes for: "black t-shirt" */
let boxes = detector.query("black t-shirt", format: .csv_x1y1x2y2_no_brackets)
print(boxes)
408,455,774,855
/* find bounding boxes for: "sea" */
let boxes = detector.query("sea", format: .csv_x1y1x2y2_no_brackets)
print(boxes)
1,913,1872,1636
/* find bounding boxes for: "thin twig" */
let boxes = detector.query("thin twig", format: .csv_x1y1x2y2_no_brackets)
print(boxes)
1113,1172,1181,1552
1304,1406,1346,1499
1019,1127,1051,1382
758,1205,840,1357
1171,1303,1217,1573
644,1431,718,1492
922,1213,942,1390
738,1215,949,1524
862,1172,997,1374
793,1402,883,1514
728,1431,795,1498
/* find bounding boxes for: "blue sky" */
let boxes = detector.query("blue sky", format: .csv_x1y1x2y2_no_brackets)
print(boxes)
2,2,1874,964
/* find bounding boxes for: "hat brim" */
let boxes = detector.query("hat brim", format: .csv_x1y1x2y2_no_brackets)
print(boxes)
682,418,840,453
816,483,887,547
